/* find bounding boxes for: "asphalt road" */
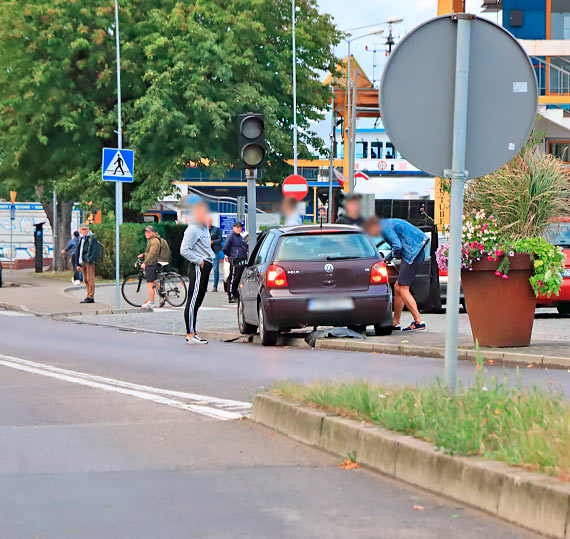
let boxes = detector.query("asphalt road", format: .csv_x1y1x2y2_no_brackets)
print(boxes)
0,313,550,538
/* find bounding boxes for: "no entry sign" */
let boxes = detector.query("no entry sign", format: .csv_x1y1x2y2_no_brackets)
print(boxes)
282,174,308,201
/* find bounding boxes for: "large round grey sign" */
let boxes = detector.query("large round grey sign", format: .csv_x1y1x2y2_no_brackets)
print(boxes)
379,15,538,179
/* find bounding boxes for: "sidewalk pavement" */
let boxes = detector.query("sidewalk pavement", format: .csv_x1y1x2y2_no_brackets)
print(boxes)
2,270,569,369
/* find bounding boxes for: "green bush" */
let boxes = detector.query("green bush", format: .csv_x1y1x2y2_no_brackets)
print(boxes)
91,222,188,279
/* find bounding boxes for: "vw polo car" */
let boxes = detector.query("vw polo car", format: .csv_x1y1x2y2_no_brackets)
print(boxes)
237,225,393,346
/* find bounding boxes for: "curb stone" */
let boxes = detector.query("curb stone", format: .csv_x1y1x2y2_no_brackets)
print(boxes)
252,393,570,538
4,299,567,370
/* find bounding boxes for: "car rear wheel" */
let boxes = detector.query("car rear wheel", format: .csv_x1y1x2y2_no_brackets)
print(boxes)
347,324,367,334
238,297,256,334
258,302,278,346
557,303,570,316
374,324,393,336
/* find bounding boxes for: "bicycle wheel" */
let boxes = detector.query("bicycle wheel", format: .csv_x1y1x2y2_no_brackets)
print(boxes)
121,273,147,307
163,272,187,307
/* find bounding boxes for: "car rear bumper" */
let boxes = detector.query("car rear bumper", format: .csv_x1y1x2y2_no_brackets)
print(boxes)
261,285,392,331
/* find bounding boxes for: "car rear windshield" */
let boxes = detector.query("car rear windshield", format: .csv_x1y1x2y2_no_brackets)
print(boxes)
544,223,570,247
275,233,376,261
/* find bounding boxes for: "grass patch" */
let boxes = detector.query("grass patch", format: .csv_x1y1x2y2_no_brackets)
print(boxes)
274,363,570,480
32,271,114,284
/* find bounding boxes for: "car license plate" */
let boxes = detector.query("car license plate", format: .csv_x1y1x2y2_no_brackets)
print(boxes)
308,297,355,312
563,269,570,278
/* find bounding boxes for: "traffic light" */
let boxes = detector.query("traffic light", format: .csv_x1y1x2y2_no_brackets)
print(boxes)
237,113,265,169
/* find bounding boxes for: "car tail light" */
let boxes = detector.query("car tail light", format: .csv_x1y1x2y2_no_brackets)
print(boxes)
370,261,388,284
266,264,288,288
439,269,448,277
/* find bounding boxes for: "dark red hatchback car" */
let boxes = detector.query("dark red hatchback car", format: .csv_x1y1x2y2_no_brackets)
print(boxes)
237,225,393,345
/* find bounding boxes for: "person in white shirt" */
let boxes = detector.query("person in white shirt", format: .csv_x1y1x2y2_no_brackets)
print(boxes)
282,196,303,227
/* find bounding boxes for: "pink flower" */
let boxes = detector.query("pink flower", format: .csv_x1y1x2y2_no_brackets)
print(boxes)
496,249,503,256
537,280,542,286
488,256,494,261
502,274,509,280
494,271,501,276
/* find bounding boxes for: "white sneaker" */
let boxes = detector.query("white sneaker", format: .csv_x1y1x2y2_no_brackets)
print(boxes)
186,334,208,345
142,301,154,311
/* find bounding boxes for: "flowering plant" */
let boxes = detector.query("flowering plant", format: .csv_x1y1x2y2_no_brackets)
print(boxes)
436,210,565,296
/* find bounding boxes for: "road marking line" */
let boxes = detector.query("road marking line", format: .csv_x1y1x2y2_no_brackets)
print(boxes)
0,354,250,421
0,311,30,317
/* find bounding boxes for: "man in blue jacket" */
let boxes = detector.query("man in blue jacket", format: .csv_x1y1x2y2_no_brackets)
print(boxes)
222,221,248,303
379,218,429,332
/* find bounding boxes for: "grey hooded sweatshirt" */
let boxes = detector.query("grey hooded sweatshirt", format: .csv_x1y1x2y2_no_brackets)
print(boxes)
180,221,215,266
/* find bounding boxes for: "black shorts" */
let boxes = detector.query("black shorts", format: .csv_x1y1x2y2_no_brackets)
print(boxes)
398,250,425,287
145,264,160,283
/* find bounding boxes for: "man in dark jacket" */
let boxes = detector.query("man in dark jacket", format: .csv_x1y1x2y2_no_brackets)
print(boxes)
335,194,365,227
207,216,223,292
75,223,99,303
222,221,248,303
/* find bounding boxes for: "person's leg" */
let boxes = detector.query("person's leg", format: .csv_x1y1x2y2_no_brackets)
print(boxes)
227,261,235,300
232,263,245,299
193,263,212,329
213,254,220,290
398,284,422,323
392,282,405,325
185,263,200,336
83,263,95,299
81,265,88,296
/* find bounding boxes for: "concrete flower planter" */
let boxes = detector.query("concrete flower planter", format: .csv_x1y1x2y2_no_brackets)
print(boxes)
461,254,535,347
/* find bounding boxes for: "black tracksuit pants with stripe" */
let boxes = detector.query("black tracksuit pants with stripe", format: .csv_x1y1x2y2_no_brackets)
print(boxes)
184,261,212,334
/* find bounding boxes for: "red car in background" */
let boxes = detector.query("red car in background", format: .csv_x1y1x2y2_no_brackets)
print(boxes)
536,220,570,315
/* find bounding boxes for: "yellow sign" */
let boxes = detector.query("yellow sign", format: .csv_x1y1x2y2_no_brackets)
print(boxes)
434,178,450,229
9,190,17,204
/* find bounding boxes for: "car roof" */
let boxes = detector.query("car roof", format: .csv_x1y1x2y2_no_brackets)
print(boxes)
277,224,362,236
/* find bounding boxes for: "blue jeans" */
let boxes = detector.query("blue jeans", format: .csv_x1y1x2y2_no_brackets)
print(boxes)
213,251,221,289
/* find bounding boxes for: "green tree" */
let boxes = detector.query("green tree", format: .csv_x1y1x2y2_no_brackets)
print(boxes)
0,0,340,265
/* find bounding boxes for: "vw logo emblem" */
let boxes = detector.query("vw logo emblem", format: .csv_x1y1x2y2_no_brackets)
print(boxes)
324,263,334,273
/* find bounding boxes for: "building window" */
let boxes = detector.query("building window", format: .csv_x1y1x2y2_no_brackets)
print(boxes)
549,140,570,161
336,141,344,159
551,0,570,40
371,141,383,159
356,141,368,159
386,142,397,159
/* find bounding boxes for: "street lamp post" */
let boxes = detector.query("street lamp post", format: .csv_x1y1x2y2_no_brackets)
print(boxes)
343,18,403,194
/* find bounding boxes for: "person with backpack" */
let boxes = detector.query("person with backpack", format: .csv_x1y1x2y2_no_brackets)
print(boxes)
138,225,170,310
75,223,101,304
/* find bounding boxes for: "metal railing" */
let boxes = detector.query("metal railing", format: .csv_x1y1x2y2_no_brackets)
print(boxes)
186,185,266,215
532,56,570,97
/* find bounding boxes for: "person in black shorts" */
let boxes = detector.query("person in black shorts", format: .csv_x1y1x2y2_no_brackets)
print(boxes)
137,226,163,310
366,217,428,332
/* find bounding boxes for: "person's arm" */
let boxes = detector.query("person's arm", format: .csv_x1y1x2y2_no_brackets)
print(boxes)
144,237,160,266
382,223,403,261
211,228,222,250
222,235,232,257
180,227,203,265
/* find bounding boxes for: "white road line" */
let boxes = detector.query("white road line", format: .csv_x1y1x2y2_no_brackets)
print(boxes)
0,311,30,317
0,354,251,421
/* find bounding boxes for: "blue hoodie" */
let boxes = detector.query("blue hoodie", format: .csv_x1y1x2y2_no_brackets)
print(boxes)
380,219,427,264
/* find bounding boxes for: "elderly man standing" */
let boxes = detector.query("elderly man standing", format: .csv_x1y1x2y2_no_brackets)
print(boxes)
76,223,100,304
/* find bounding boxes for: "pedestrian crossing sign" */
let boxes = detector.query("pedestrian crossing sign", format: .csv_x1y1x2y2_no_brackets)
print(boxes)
102,148,134,182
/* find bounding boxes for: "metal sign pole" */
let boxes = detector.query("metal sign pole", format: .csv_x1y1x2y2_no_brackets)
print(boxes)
348,70,358,194
52,190,57,273
246,169,257,253
114,0,122,309
444,15,472,392
292,0,298,175
9,206,14,273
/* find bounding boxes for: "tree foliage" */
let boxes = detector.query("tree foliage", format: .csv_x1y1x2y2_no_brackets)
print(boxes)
0,0,340,215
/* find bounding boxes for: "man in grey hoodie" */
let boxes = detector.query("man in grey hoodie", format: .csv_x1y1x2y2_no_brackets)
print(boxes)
180,195,215,344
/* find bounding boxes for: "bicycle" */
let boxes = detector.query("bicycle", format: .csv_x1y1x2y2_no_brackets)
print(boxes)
121,259,188,308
